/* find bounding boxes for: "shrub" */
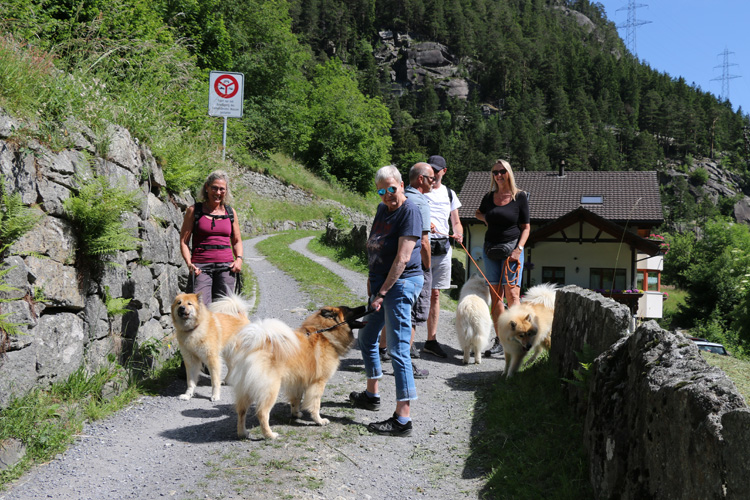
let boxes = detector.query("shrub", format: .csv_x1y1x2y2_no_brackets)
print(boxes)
689,167,709,186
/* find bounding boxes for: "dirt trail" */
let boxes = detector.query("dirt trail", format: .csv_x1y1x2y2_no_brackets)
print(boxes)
2,235,505,500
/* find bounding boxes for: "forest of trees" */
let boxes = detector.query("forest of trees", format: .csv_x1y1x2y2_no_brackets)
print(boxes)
3,0,748,191
286,0,750,188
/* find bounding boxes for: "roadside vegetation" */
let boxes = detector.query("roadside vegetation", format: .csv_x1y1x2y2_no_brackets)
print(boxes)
469,356,593,499
0,359,174,486
661,219,750,360
255,231,363,309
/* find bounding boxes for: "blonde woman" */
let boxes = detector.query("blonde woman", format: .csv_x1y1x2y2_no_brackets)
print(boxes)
474,160,530,357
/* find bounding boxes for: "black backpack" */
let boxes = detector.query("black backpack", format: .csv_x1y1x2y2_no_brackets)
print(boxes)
191,202,234,253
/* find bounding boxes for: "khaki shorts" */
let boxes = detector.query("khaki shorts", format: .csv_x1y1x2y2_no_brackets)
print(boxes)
430,246,452,289
411,268,432,326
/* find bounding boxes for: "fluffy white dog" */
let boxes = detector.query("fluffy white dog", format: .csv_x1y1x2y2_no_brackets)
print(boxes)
455,274,493,364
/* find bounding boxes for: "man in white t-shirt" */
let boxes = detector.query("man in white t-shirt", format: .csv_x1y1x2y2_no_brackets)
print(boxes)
422,155,463,358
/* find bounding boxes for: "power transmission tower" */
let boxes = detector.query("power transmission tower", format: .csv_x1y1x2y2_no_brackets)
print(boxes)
710,48,741,102
616,0,652,56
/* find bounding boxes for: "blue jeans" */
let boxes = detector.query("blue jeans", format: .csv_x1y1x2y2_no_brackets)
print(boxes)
358,275,424,401
482,249,524,286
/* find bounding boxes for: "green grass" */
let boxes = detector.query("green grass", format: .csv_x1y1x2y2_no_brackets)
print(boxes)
661,286,687,319
701,352,750,403
306,234,368,275
0,364,142,486
255,231,364,309
253,153,377,217
468,358,593,500
247,198,337,226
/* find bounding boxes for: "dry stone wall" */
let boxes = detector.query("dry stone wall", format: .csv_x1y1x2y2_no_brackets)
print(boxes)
552,286,750,499
0,111,189,408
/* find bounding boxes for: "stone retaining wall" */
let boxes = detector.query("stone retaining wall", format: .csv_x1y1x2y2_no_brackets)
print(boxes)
553,286,750,499
0,114,188,407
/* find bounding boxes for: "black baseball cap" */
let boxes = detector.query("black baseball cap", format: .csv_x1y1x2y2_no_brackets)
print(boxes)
427,155,447,171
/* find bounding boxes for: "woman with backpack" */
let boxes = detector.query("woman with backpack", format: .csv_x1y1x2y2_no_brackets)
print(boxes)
179,170,243,305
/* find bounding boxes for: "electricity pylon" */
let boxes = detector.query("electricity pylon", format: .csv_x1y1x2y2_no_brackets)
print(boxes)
711,48,741,102
616,0,652,56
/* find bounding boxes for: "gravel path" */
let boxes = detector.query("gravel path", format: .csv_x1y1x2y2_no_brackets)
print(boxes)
2,234,505,500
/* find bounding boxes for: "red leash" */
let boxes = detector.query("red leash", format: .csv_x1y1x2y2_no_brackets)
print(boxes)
433,230,507,316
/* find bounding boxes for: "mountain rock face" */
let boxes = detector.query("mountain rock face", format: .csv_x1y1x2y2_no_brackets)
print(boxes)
660,157,750,225
376,31,469,100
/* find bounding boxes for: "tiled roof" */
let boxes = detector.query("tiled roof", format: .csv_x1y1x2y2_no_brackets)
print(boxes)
457,170,664,224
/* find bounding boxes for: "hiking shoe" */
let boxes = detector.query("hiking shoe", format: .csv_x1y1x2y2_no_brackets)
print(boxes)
410,343,421,359
422,339,447,358
367,413,412,437
349,391,380,411
412,363,429,379
484,336,504,357
379,347,391,362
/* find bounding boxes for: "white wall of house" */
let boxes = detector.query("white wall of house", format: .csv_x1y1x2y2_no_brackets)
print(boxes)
526,240,629,288
465,221,634,288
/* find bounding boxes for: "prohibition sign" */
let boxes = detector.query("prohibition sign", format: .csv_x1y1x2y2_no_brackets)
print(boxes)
214,74,239,99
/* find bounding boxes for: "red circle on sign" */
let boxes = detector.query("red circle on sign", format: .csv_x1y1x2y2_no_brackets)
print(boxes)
214,75,239,99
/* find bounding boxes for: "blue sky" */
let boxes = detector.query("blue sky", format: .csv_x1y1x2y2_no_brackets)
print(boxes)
595,1,750,115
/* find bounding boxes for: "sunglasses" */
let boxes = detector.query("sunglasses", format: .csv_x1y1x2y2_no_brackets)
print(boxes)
492,169,507,176
421,174,435,183
377,186,398,196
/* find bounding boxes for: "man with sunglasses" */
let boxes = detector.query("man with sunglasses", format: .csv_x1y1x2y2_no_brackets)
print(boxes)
422,155,463,359
403,163,435,376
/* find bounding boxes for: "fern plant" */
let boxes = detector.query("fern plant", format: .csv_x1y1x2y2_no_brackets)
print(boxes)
562,343,597,398
103,286,132,318
0,181,43,257
64,176,142,266
0,181,42,355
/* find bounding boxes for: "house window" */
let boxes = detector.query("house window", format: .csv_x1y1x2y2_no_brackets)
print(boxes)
542,267,566,285
589,268,626,291
581,195,603,204
636,270,661,291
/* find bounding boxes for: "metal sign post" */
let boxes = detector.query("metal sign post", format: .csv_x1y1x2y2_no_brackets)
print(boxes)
208,71,244,161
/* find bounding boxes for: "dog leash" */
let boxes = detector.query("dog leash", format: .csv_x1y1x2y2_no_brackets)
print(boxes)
502,258,520,288
432,229,515,317
307,304,375,335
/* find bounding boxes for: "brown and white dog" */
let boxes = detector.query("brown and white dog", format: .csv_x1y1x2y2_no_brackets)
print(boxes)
225,305,368,439
171,293,251,401
495,283,557,377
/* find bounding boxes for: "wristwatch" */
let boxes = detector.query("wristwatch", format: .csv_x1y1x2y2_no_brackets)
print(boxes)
376,292,386,299
517,245,524,251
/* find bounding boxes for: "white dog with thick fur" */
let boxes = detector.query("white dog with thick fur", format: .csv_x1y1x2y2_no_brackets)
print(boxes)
455,274,493,364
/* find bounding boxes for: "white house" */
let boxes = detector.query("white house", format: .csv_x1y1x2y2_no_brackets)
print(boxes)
457,167,665,319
